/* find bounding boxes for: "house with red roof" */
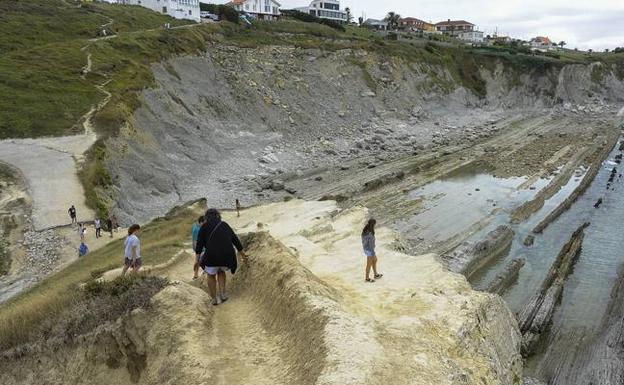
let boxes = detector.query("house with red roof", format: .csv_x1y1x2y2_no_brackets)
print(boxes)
399,17,436,32
435,19,475,36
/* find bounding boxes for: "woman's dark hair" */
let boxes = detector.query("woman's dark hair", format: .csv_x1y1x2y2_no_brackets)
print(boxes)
362,219,376,236
198,215,205,224
205,208,221,222
128,224,141,235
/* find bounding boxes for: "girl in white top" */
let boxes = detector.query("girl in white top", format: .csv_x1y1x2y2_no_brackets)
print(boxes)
122,224,142,275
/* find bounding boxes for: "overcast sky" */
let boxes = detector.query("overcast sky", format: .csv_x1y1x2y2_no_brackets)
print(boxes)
272,0,624,50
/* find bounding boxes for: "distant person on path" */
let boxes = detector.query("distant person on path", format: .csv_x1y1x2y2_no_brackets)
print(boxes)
122,224,142,275
192,215,205,280
94,217,102,238
78,242,89,257
107,216,114,238
362,219,382,282
235,199,241,217
78,223,86,242
68,205,77,224
112,215,120,232
195,208,247,306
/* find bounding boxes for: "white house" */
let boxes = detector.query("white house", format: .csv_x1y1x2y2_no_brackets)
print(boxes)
295,0,347,23
363,18,388,30
226,0,281,20
459,30,484,43
119,0,200,22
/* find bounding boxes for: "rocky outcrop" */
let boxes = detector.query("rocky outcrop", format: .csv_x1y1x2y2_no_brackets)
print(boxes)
106,44,624,224
0,200,525,385
517,223,588,356
444,225,514,278
485,258,526,295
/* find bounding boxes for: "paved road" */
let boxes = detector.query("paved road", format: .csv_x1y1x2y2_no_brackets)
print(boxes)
0,133,95,230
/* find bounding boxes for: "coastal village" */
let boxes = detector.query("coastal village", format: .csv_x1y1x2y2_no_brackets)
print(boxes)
102,0,568,52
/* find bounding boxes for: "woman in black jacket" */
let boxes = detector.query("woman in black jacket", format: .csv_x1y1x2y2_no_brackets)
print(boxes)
195,208,247,305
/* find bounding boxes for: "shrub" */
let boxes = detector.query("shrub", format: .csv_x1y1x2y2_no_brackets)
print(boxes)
281,9,345,32
200,3,240,24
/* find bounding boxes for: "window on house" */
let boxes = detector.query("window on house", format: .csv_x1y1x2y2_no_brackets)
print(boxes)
162,6,166,13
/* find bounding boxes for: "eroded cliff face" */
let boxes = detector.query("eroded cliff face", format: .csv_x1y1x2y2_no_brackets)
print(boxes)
106,44,624,224
0,200,524,385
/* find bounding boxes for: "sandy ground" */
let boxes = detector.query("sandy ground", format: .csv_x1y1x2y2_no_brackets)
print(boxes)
0,132,96,230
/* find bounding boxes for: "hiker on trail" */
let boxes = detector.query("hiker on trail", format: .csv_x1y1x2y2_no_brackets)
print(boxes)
192,215,205,280
195,208,247,306
122,224,142,275
94,217,102,238
235,199,241,217
68,205,76,224
362,219,383,283
78,242,89,257
107,216,114,238
112,215,120,232
78,223,86,242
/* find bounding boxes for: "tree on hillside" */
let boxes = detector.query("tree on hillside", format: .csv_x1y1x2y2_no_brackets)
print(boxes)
345,7,353,23
558,41,566,49
358,16,363,26
384,12,401,30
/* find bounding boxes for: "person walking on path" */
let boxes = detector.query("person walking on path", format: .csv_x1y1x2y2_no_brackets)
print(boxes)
195,208,247,306
362,219,383,283
78,223,86,242
107,216,114,238
94,217,102,239
122,224,142,275
112,215,120,232
68,205,77,224
192,215,205,280
235,199,241,217
78,242,89,257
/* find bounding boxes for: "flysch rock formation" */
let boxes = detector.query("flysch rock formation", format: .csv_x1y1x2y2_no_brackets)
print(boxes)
0,200,523,385
485,258,526,295
443,225,515,278
106,45,624,225
517,222,588,356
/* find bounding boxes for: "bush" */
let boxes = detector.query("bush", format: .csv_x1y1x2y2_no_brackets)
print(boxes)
200,3,240,24
37,275,169,344
281,9,345,32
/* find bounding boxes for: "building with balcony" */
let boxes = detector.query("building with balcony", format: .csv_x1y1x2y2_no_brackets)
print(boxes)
227,0,281,20
295,0,347,23
435,19,475,36
119,0,200,22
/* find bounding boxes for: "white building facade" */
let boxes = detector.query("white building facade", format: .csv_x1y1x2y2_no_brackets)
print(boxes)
121,0,200,22
227,0,281,20
459,31,484,43
295,0,347,23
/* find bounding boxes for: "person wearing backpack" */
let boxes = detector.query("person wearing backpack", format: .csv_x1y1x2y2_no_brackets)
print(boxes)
192,215,205,280
195,208,247,306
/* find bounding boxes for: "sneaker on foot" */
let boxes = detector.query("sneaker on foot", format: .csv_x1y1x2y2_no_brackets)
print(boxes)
211,297,220,306
220,294,229,303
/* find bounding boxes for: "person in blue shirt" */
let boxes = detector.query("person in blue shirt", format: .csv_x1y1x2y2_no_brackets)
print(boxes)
78,242,89,257
192,215,205,279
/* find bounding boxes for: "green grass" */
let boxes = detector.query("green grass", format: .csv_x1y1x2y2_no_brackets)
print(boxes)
0,203,200,351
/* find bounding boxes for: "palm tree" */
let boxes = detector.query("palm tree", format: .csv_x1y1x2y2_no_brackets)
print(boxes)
384,12,401,30
558,41,566,49
345,7,353,23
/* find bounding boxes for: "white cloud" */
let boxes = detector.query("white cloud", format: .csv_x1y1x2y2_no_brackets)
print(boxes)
275,0,624,50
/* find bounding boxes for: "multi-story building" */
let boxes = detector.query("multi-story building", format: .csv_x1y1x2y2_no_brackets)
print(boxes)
295,0,347,23
458,31,484,43
399,17,435,32
227,0,281,21
119,0,200,22
435,19,475,36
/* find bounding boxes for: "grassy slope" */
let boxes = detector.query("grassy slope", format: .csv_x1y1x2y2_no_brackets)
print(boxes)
0,202,200,351
0,0,194,139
